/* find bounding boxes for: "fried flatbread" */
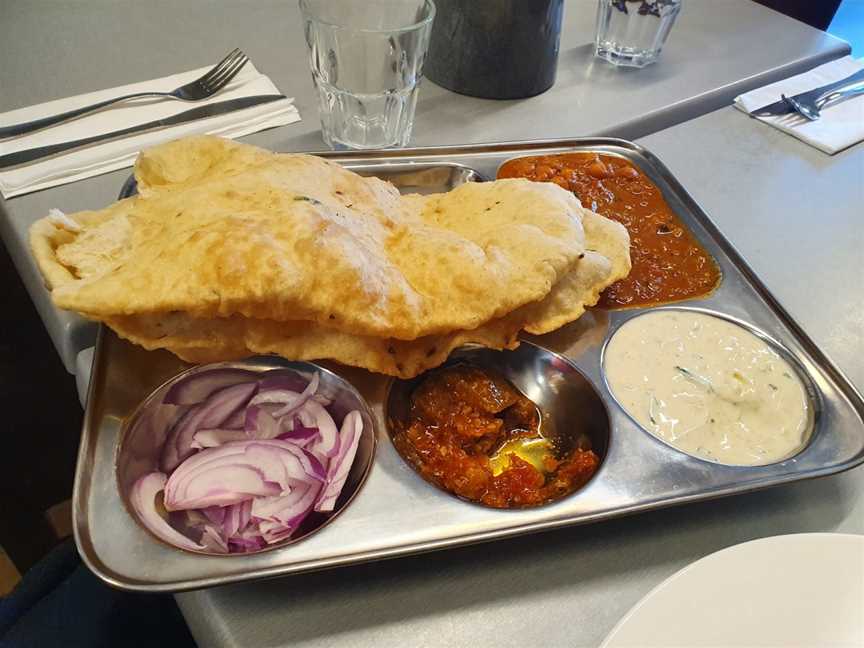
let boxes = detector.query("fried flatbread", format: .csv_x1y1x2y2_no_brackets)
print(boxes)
30,136,631,376
94,207,629,377
31,136,586,341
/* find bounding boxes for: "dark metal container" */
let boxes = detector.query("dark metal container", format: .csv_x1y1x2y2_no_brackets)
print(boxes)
424,0,564,99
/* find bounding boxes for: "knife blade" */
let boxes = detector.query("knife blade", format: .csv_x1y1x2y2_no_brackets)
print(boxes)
0,94,288,170
750,67,864,117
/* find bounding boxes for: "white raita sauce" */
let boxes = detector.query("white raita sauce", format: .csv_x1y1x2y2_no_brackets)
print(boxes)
604,310,811,466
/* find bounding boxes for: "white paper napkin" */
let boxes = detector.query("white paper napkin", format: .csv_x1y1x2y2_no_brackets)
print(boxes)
0,61,300,198
734,56,864,155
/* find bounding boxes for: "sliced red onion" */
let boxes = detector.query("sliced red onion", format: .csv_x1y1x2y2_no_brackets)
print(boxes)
159,405,201,475
249,389,299,406
192,428,249,449
259,519,300,544
248,374,321,421
201,527,229,553
222,408,246,430
275,420,319,446
161,382,258,472
252,480,319,522
185,511,229,553
167,463,281,510
244,406,281,440
244,442,325,485
229,535,266,553
164,368,258,405
140,369,362,553
316,411,363,512
165,440,324,510
223,502,243,539
273,373,319,418
130,472,205,551
201,505,226,526
301,400,340,458
238,498,252,532
242,439,326,481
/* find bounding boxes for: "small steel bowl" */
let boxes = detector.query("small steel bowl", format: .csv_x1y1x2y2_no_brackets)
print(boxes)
385,342,610,506
116,357,377,555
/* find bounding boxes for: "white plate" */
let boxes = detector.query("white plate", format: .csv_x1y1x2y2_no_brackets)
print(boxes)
601,533,864,648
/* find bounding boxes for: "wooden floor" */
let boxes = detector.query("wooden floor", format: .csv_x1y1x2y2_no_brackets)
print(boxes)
0,238,82,577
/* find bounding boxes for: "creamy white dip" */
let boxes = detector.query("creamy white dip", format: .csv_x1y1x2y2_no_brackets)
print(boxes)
604,310,811,466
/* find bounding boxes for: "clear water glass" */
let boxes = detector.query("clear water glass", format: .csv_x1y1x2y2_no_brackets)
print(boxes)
594,0,681,68
300,0,435,150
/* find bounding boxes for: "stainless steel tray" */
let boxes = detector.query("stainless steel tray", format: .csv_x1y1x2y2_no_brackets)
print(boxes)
75,138,864,592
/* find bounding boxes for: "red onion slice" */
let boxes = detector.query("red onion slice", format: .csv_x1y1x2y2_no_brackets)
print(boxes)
273,373,319,418
244,406,282,440
258,522,295,544
316,411,363,512
200,525,229,553
275,420,319,446
167,463,281,510
237,498,252,532
138,369,363,553
223,501,243,538
252,480,319,522
130,472,206,551
184,510,230,553
301,400,340,458
192,428,249,449
164,368,258,405
161,382,258,472
222,408,246,430
248,374,320,421
229,534,266,553
165,440,324,510
201,505,226,526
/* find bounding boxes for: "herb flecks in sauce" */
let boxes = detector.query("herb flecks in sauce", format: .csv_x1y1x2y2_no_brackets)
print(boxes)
605,311,811,467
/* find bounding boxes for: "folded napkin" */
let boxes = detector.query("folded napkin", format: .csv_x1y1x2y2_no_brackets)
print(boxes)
0,61,300,198
734,55,864,155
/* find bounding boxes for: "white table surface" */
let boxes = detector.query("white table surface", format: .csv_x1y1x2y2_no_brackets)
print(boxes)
172,108,864,647
0,0,850,373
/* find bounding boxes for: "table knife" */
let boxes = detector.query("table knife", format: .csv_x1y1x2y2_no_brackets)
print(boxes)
0,94,287,170
750,67,864,117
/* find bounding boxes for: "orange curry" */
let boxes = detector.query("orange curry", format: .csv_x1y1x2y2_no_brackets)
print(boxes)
497,152,721,308
392,365,599,508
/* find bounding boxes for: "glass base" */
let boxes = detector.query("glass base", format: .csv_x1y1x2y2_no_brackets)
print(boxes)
595,43,661,68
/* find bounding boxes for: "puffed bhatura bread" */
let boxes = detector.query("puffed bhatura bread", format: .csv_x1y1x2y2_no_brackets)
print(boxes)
30,136,630,377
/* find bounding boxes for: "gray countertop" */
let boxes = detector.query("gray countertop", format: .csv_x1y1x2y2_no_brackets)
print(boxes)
175,108,864,648
0,0,850,372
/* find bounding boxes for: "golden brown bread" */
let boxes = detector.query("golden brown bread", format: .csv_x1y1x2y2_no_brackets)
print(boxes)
30,136,630,377
33,136,586,340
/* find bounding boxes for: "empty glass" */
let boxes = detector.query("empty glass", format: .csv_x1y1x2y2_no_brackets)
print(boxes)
299,0,435,150
594,0,681,68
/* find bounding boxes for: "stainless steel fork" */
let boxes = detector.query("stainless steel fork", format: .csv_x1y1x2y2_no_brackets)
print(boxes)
0,48,249,139
783,82,864,121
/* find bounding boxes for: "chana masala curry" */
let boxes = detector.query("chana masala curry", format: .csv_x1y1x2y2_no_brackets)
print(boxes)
391,365,600,508
498,152,721,308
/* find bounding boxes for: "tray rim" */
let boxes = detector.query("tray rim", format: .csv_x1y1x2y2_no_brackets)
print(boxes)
75,136,864,592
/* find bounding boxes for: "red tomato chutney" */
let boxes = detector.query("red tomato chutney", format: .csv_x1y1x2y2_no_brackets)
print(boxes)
390,365,600,508
497,152,721,308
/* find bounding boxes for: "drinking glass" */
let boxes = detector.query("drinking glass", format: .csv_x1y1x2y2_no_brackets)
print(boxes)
594,0,681,68
299,0,436,150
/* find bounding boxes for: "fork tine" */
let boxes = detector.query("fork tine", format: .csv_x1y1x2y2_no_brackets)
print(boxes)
199,48,242,85
203,54,250,92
